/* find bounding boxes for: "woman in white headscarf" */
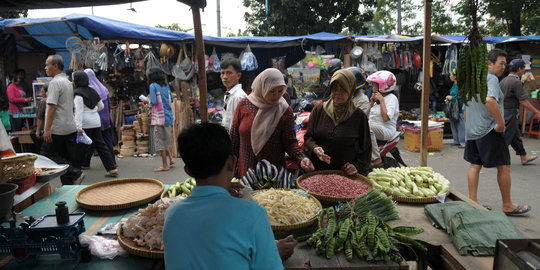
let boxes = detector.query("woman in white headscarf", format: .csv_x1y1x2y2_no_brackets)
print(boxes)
230,68,314,177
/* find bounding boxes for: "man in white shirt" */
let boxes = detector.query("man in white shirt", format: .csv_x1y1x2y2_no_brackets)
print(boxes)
220,58,247,130
42,54,84,185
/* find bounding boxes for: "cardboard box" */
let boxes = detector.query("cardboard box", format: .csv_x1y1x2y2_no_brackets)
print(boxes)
10,130,33,144
404,128,443,152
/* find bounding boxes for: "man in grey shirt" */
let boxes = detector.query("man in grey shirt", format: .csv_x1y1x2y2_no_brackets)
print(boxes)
42,55,84,185
500,58,540,165
463,49,530,215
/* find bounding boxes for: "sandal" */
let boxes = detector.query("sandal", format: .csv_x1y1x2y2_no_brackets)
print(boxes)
169,160,176,168
522,155,538,165
105,171,118,178
504,204,531,216
153,167,170,172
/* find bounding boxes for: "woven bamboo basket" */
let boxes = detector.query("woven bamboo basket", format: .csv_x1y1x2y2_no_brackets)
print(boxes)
251,189,322,231
76,178,164,211
296,170,373,205
1,154,37,183
117,225,164,259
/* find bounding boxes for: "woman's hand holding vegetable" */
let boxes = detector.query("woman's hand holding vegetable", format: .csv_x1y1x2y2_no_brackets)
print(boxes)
445,95,453,101
300,157,315,171
313,147,331,164
77,129,84,135
342,162,357,175
228,182,244,198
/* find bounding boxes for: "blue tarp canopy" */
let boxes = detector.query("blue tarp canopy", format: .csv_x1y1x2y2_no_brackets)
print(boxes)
1,15,354,72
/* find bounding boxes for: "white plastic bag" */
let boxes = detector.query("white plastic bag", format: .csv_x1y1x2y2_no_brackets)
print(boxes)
0,121,15,157
79,234,128,260
209,48,221,72
240,44,258,71
76,132,93,145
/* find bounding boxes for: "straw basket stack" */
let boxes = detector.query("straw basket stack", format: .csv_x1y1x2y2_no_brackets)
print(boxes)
139,113,149,133
136,133,149,155
120,127,137,156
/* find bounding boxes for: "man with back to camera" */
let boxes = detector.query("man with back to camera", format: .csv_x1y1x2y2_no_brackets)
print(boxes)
42,54,84,185
163,122,295,269
220,57,247,131
463,49,530,215
500,58,539,165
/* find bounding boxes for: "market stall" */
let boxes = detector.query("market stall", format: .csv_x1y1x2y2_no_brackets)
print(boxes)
0,181,528,270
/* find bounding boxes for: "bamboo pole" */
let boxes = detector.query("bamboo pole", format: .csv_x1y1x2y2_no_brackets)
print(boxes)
191,7,208,122
420,0,433,166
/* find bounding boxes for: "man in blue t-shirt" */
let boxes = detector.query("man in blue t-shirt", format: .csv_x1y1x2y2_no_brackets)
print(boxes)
463,49,530,216
163,123,294,270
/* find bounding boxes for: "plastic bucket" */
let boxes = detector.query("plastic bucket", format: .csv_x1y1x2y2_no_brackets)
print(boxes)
0,183,18,218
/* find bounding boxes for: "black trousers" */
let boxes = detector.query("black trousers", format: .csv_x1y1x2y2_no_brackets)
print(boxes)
504,109,527,156
40,132,83,185
76,127,116,172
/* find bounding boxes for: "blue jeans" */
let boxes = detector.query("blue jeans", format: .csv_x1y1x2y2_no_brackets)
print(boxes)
82,128,116,167
450,112,466,146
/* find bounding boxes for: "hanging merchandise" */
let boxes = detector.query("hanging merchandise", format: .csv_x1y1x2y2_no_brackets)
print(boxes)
85,37,103,69
95,43,109,71
179,43,194,81
65,36,83,71
271,56,286,73
413,52,422,69
143,48,161,74
449,45,458,74
209,48,221,72
393,44,400,69
240,44,257,71
382,44,394,69
361,54,377,73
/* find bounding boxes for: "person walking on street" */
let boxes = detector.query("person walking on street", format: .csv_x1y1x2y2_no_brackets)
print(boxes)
82,68,117,169
7,74,33,131
42,54,84,185
72,71,118,177
445,68,466,147
220,58,246,131
463,49,530,215
500,59,539,165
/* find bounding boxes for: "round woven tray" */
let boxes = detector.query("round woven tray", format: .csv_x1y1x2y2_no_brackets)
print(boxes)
385,191,450,203
76,178,164,211
252,189,322,231
296,170,373,204
117,223,164,259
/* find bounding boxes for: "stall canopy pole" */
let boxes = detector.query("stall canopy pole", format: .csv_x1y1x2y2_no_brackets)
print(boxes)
192,7,208,122
420,0,433,166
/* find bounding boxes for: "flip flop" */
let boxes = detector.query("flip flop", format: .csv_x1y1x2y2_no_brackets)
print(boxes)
504,204,531,216
153,167,170,172
522,155,538,165
169,160,176,168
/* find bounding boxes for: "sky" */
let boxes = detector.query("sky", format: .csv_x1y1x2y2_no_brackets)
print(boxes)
28,0,248,37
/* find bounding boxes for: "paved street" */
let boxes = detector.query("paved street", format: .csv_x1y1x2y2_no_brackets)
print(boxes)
48,136,540,237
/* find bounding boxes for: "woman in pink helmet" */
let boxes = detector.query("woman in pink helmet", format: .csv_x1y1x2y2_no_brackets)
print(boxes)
366,71,400,166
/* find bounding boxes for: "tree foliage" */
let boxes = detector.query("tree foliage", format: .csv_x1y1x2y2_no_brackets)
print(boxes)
0,10,28,18
242,0,376,36
155,23,192,33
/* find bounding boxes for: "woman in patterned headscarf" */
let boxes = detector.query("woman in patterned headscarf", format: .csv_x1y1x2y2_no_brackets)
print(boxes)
304,69,372,175
230,68,314,177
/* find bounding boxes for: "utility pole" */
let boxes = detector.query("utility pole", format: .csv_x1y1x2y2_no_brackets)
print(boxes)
216,0,221,37
397,0,402,34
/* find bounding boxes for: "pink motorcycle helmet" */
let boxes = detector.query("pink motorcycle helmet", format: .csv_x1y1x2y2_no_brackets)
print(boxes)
366,71,397,93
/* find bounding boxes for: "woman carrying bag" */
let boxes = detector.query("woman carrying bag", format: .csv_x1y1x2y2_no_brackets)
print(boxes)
72,71,118,177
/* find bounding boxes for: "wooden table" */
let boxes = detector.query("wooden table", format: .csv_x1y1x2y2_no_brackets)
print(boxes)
0,186,515,270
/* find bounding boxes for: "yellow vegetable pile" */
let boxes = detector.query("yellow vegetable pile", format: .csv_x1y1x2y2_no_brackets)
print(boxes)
253,189,320,226
367,167,450,198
